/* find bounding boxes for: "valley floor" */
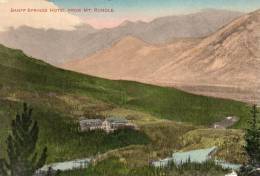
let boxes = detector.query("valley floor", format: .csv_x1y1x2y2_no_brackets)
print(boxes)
0,44,253,175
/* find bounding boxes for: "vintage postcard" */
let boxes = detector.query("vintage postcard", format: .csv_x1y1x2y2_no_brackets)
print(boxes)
0,0,259,176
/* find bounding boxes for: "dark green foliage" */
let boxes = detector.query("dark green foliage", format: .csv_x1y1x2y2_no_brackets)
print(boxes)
46,167,61,176
244,104,260,166
60,158,227,176
39,112,150,162
239,104,260,176
0,100,150,163
0,159,7,176
0,44,250,127
0,103,47,176
238,165,252,176
104,129,150,148
86,157,128,176
238,165,260,176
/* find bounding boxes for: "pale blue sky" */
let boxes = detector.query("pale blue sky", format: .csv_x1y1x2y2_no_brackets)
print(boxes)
50,0,260,28
52,0,260,12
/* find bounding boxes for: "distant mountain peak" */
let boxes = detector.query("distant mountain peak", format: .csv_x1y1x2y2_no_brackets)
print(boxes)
62,10,260,104
119,20,146,27
200,8,235,12
0,8,244,65
115,36,147,47
119,20,133,27
74,23,97,31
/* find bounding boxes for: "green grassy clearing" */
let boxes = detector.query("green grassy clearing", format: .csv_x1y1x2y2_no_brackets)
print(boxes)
0,99,149,163
0,44,251,165
0,44,250,127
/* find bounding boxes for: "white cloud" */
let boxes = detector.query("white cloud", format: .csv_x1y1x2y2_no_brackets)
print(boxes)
0,0,83,31
0,0,8,3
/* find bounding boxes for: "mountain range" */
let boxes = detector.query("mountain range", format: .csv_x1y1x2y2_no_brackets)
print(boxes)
0,9,242,65
63,10,260,104
1,8,258,103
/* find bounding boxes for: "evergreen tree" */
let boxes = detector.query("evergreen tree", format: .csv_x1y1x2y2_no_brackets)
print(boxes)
244,104,260,167
0,159,7,176
46,167,61,176
1,103,47,176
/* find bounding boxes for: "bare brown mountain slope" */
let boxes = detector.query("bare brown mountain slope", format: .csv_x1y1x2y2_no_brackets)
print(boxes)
153,10,260,103
62,10,260,103
0,9,242,65
62,36,199,80
153,10,260,85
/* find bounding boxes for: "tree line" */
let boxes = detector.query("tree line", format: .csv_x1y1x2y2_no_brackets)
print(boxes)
0,103,259,176
0,103,59,176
